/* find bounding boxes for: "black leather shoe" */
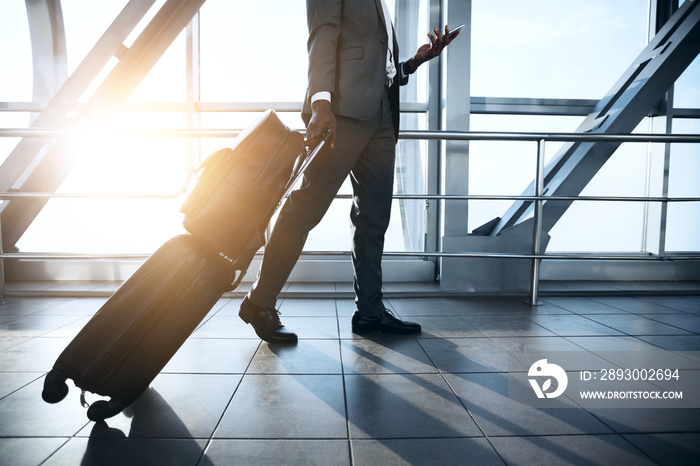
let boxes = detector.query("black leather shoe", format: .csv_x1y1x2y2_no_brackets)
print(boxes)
239,298,298,344
351,309,421,335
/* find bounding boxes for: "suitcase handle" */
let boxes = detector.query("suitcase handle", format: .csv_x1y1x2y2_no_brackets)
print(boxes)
282,130,332,198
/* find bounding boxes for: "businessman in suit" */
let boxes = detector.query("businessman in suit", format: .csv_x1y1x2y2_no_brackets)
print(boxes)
239,0,459,343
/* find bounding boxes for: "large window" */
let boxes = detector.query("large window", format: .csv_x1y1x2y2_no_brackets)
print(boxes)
5,0,433,256
1,0,697,283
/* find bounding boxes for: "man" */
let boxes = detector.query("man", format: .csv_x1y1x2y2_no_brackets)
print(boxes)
239,0,459,343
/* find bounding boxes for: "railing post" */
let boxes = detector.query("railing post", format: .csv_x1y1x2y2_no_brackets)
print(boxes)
528,139,546,305
0,215,6,304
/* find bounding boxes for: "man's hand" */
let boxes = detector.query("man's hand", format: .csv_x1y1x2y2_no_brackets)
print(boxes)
410,25,459,71
307,99,337,149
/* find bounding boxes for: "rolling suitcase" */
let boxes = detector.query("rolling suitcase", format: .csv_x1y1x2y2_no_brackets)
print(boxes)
41,234,235,421
42,111,329,421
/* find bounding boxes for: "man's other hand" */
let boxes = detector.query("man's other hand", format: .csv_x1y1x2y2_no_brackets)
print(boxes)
412,25,458,68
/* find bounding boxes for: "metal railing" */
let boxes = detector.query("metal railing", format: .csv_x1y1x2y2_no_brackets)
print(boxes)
1,127,699,303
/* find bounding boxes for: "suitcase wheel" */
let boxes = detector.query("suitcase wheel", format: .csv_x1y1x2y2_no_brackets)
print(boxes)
41,369,69,404
86,399,126,422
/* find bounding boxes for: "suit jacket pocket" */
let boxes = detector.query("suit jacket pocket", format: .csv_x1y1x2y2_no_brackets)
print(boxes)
339,46,364,61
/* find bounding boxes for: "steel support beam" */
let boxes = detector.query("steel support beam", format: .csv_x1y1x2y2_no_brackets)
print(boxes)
25,0,68,112
489,0,700,237
1,0,206,252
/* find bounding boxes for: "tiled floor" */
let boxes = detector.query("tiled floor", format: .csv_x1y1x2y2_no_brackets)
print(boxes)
1,288,700,465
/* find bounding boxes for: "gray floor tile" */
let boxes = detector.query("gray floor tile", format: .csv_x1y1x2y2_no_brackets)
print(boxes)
488,297,574,315
206,298,243,317
42,316,91,338
44,436,208,466
278,299,338,317
0,378,91,437
622,433,700,465
490,434,657,466
445,372,612,436
566,335,664,353
493,336,613,371
543,298,626,314
192,316,258,339
449,297,537,315
76,374,242,439
585,314,694,336
205,439,350,465
0,314,88,338
0,337,72,372
529,314,625,337
345,373,482,439
0,372,43,399
411,315,484,338
636,335,700,351
33,297,108,316
587,408,700,434
163,338,260,374
335,299,357,317
283,316,339,339
214,374,347,439
0,438,70,466
385,298,458,316
0,336,31,352
641,313,700,334
341,338,437,374
593,297,690,314
351,438,504,466
639,296,700,313
462,315,555,337
418,337,526,373
0,297,74,316
248,339,342,374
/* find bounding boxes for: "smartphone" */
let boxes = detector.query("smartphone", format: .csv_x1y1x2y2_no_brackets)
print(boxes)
448,24,464,39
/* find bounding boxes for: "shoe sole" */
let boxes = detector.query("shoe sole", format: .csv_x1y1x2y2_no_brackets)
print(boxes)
351,326,421,335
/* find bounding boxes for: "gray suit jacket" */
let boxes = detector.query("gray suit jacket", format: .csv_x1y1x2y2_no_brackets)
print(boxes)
302,0,408,139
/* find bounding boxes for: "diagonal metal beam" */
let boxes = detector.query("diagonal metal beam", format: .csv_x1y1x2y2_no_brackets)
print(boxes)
1,0,206,252
489,0,700,237
0,0,156,197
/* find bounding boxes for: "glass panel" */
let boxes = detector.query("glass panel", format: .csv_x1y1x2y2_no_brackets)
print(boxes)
16,112,189,253
548,120,651,252
200,0,308,103
61,0,130,73
127,32,187,102
471,0,647,99
0,2,32,101
674,55,700,108
468,114,583,233
666,118,700,252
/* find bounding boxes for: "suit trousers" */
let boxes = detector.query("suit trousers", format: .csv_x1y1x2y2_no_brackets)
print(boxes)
248,90,396,318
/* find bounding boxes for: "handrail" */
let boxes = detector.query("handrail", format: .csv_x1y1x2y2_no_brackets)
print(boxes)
2,127,700,143
1,127,698,303
0,191,700,202
3,192,699,202
2,251,698,261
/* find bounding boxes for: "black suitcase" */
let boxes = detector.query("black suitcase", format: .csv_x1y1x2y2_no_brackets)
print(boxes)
42,113,329,421
41,234,235,421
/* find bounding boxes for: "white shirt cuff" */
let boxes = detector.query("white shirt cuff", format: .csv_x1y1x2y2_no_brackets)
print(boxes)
311,91,332,105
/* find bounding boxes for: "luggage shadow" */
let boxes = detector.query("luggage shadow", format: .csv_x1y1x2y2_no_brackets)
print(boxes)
81,388,214,466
